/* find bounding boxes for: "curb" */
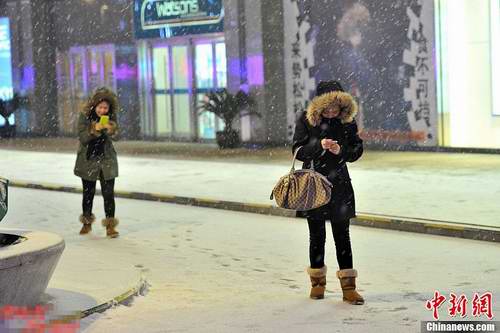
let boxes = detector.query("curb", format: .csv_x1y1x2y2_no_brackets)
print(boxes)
48,278,149,325
351,214,499,243
9,180,500,243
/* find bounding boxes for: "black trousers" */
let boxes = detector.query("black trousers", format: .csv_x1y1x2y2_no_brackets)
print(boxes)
82,174,115,218
307,217,353,270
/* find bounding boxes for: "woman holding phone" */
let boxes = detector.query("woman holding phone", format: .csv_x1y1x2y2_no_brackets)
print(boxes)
74,87,120,238
292,80,364,304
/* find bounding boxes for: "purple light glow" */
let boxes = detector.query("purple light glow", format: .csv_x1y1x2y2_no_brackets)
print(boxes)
91,59,98,74
115,63,138,80
21,66,35,91
227,55,264,90
227,58,242,84
246,55,264,86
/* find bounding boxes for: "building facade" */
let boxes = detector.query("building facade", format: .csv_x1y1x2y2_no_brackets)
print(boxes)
0,0,499,148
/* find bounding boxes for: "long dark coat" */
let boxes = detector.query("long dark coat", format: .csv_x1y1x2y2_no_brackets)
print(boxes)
74,88,120,181
292,90,363,221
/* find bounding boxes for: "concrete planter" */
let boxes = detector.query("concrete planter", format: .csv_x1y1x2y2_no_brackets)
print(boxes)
0,229,65,306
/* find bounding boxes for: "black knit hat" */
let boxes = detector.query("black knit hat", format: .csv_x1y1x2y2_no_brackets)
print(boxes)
315,80,344,97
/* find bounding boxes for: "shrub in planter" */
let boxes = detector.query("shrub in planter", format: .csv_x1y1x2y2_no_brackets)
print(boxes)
0,94,28,138
198,89,259,149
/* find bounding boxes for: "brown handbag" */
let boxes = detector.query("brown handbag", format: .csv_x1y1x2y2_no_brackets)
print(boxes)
270,147,333,211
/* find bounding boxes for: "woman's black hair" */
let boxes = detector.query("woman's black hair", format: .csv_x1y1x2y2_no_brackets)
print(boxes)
315,80,345,97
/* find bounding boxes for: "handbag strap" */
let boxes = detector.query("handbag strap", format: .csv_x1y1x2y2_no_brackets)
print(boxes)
291,146,315,173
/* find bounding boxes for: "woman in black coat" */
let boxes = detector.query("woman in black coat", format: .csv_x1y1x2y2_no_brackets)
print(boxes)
292,81,364,305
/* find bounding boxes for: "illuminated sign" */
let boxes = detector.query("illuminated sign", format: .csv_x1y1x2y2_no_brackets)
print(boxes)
134,0,224,39
0,17,13,101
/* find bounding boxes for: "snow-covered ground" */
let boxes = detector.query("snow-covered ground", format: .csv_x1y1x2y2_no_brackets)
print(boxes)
0,150,500,227
0,149,499,227
2,187,499,332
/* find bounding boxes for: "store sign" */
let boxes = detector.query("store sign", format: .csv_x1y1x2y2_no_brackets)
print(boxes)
0,17,13,101
403,1,438,146
134,0,224,39
283,0,316,141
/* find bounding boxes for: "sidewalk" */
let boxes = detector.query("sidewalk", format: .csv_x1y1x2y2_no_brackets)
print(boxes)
4,187,500,332
1,139,500,230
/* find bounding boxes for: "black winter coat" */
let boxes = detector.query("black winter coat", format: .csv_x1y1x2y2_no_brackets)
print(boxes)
292,90,363,221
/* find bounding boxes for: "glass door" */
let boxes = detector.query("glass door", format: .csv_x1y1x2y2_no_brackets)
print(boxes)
151,44,193,138
57,45,116,134
194,41,227,139
56,51,73,133
145,37,226,140
171,45,192,136
195,43,215,139
68,48,87,133
152,46,172,136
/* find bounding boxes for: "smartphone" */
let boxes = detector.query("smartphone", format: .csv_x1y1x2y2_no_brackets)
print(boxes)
99,115,109,126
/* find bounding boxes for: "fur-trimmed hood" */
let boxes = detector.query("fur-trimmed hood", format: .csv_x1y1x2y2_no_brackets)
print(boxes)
306,91,358,127
82,87,119,117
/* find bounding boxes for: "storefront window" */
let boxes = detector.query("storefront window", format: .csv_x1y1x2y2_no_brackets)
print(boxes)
492,0,500,116
141,38,226,140
152,47,172,135
172,46,191,135
436,0,500,148
215,43,227,88
195,42,227,139
196,44,214,89
196,43,215,139
0,17,14,126
56,45,116,134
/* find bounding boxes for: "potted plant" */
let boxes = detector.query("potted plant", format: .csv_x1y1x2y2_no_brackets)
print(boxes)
198,89,259,149
0,93,28,138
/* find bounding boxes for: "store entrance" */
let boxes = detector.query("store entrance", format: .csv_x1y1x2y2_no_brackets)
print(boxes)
56,45,116,134
144,36,227,140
